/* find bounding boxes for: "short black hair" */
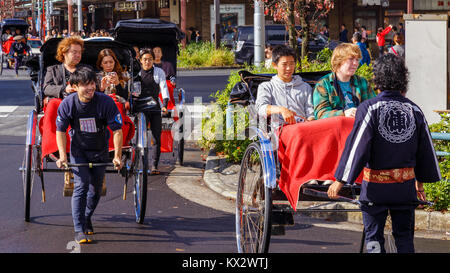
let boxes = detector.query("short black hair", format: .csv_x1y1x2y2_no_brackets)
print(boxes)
139,48,155,60
373,54,409,92
352,32,362,42
69,66,97,86
271,45,296,64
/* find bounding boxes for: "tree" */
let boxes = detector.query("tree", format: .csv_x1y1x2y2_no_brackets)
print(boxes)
262,0,335,64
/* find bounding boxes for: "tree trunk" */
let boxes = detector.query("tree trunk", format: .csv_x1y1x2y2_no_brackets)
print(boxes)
286,0,300,69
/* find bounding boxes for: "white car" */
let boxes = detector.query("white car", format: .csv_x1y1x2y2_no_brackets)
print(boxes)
27,38,43,56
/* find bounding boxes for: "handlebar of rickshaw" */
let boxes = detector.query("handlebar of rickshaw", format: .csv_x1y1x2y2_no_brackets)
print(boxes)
302,188,434,207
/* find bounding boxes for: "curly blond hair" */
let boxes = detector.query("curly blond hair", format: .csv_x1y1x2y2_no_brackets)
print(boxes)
55,36,84,63
331,43,362,72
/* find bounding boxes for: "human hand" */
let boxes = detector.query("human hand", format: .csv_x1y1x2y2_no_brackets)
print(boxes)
56,156,68,169
327,181,344,199
416,181,427,208
344,107,357,117
280,107,297,124
162,107,168,115
113,156,123,170
65,84,76,93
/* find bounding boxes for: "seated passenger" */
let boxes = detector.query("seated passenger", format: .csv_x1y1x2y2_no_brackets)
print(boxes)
255,45,315,125
153,46,176,111
39,37,91,159
96,48,135,148
313,43,376,119
153,46,175,82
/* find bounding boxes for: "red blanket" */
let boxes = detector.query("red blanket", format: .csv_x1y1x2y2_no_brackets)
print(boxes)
39,96,135,160
277,116,363,210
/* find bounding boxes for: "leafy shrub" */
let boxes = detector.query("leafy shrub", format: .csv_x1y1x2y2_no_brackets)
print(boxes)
427,113,450,211
178,42,235,68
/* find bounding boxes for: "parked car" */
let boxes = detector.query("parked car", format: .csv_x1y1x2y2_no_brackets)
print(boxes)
221,31,236,49
233,25,340,65
27,38,42,56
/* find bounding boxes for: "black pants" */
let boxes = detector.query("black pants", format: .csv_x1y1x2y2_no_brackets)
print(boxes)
362,205,416,253
144,110,162,169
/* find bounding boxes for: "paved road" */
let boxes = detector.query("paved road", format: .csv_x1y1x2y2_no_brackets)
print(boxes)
0,69,448,254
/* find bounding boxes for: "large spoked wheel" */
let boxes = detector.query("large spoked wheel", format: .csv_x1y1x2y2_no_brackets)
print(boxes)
22,144,34,222
0,53,4,75
133,146,148,224
133,112,148,224
236,142,272,253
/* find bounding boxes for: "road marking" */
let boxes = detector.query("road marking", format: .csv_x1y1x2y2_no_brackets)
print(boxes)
0,106,18,117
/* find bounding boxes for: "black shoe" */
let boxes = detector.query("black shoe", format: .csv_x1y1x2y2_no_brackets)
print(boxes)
75,232,91,244
84,218,94,235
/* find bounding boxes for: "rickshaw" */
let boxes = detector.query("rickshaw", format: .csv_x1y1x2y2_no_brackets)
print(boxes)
231,70,434,253
0,18,29,75
21,37,150,224
113,18,186,166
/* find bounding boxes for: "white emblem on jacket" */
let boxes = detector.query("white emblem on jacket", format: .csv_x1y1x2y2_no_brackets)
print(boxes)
378,101,416,143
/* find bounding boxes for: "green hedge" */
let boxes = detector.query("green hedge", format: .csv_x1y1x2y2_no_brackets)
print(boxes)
178,42,236,68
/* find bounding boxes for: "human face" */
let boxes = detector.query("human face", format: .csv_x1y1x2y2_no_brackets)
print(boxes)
337,56,359,79
100,55,115,73
140,53,154,70
63,44,82,66
273,55,296,82
153,47,162,62
74,81,96,103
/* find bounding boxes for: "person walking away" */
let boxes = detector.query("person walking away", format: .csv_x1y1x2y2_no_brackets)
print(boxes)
376,25,392,57
328,54,441,253
339,24,349,43
388,34,405,60
352,32,371,67
56,67,123,244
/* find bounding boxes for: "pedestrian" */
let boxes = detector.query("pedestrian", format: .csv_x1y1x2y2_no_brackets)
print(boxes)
339,24,348,43
9,35,30,77
328,54,441,253
360,25,368,47
376,25,392,57
352,32,370,67
388,34,405,60
55,67,123,244
134,48,170,175
153,46,176,81
398,22,405,37
195,30,201,43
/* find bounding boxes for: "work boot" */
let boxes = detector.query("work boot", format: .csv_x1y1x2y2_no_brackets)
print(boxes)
63,172,74,197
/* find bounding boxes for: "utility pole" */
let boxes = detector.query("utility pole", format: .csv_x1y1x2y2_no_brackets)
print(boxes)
67,0,73,34
407,0,413,14
180,0,186,47
214,0,220,49
77,0,82,32
254,0,265,67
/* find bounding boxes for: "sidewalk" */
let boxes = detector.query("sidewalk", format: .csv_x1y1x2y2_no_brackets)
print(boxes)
202,149,449,239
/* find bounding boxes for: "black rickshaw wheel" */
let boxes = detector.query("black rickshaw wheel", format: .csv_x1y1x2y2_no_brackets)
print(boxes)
133,146,148,224
22,144,35,222
178,137,184,166
236,142,272,253
0,54,3,75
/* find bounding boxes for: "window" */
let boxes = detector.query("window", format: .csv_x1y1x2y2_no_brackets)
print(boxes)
354,10,377,40
159,0,169,9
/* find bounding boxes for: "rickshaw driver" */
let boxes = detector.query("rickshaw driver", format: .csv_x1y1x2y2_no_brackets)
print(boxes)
255,45,315,125
55,67,124,244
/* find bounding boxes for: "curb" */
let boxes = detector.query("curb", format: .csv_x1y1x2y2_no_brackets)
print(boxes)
203,149,449,235
178,66,243,71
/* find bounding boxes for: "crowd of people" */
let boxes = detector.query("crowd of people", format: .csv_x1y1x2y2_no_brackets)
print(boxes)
44,28,113,41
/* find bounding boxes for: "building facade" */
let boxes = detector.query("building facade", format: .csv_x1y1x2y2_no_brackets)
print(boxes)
1,0,449,40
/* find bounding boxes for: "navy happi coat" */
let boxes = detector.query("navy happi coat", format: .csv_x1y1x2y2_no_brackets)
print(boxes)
335,90,441,206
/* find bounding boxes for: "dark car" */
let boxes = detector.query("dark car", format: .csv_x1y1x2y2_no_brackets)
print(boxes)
234,25,340,65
